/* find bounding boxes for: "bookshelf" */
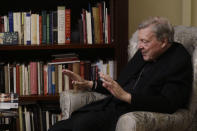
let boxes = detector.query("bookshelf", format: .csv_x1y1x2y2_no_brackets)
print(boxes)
0,0,128,130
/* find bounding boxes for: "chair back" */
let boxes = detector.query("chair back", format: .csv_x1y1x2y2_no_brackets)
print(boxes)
128,25,197,115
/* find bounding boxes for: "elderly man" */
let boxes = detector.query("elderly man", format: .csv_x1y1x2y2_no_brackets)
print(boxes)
49,17,193,131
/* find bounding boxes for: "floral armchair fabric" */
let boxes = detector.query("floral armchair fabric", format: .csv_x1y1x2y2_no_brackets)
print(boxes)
60,25,197,131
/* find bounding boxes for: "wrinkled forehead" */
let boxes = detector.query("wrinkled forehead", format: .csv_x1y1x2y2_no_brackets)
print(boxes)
138,27,156,39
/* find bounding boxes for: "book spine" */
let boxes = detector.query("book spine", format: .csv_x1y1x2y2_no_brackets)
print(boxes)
37,14,40,45
0,16,4,32
58,64,62,93
86,11,92,44
13,12,22,44
107,14,111,44
89,3,95,44
104,8,108,44
98,3,103,43
42,10,47,44
31,14,37,45
46,13,50,44
0,65,5,93
4,16,8,32
43,64,48,95
48,65,52,94
49,12,53,44
57,6,65,44
8,12,14,32
26,12,31,45
21,12,25,45
52,11,58,44
65,9,71,44
51,65,55,94
55,65,59,93
92,7,100,44
39,15,42,44
30,62,38,95
82,9,87,44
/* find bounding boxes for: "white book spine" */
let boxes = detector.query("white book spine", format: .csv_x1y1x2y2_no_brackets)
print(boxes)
24,108,31,131
46,111,50,130
86,11,92,44
105,8,108,44
13,12,22,44
7,64,10,93
4,16,8,32
109,60,114,79
58,6,65,44
26,12,31,45
64,75,69,90
13,66,16,93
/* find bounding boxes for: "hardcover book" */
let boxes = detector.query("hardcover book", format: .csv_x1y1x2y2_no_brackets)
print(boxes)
0,93,18,109
65,9,71,44
57,6,65,44
3,32,18,45
0,33,4,44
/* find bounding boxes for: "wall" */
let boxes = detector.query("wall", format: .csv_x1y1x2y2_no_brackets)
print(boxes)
129,0,196,38
192,0,197,26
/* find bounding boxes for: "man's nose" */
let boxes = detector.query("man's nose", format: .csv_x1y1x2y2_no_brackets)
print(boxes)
138,43,143,49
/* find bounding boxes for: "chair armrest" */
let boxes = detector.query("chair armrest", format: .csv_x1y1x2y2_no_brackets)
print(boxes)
60,90,106,120
115,109,192,131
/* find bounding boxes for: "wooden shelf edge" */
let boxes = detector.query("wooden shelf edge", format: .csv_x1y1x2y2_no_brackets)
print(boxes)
19,95,59,101
0,44,115,51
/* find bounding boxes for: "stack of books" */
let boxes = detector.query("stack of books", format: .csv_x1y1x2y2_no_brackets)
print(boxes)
0,93,18,110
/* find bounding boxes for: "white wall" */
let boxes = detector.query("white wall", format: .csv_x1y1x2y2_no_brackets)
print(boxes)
129,0,196,38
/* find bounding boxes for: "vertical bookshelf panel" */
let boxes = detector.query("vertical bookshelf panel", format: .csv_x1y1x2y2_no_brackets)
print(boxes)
113,0,129,75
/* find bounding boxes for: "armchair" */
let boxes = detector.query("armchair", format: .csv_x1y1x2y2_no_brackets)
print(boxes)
60,25,197,131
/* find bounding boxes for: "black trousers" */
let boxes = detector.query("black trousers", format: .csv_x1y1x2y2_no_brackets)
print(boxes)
49,107,118,131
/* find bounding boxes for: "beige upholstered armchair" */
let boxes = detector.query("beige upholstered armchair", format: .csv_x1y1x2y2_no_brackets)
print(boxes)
60,25,197,131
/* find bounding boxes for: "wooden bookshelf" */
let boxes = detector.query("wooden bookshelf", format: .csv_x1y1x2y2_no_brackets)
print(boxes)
0,0,128,129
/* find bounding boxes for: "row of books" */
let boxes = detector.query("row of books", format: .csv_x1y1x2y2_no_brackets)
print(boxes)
19,106,61,131
0,6,70,45
0,59,115,96
79,1,111,44
0,1,111,45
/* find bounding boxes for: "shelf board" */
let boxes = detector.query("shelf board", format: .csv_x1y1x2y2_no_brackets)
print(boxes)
0,44,115,51
19,95,60,108
19,95,59,102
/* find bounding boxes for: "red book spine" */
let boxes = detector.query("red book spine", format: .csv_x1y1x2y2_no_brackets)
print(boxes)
0,16,4,32
82,9,87,44
65,9,71,44
16,64,20,95
98,3,103,44
30,62,38,95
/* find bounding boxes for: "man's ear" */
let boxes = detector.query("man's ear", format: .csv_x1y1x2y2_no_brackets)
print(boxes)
161,38,168,48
